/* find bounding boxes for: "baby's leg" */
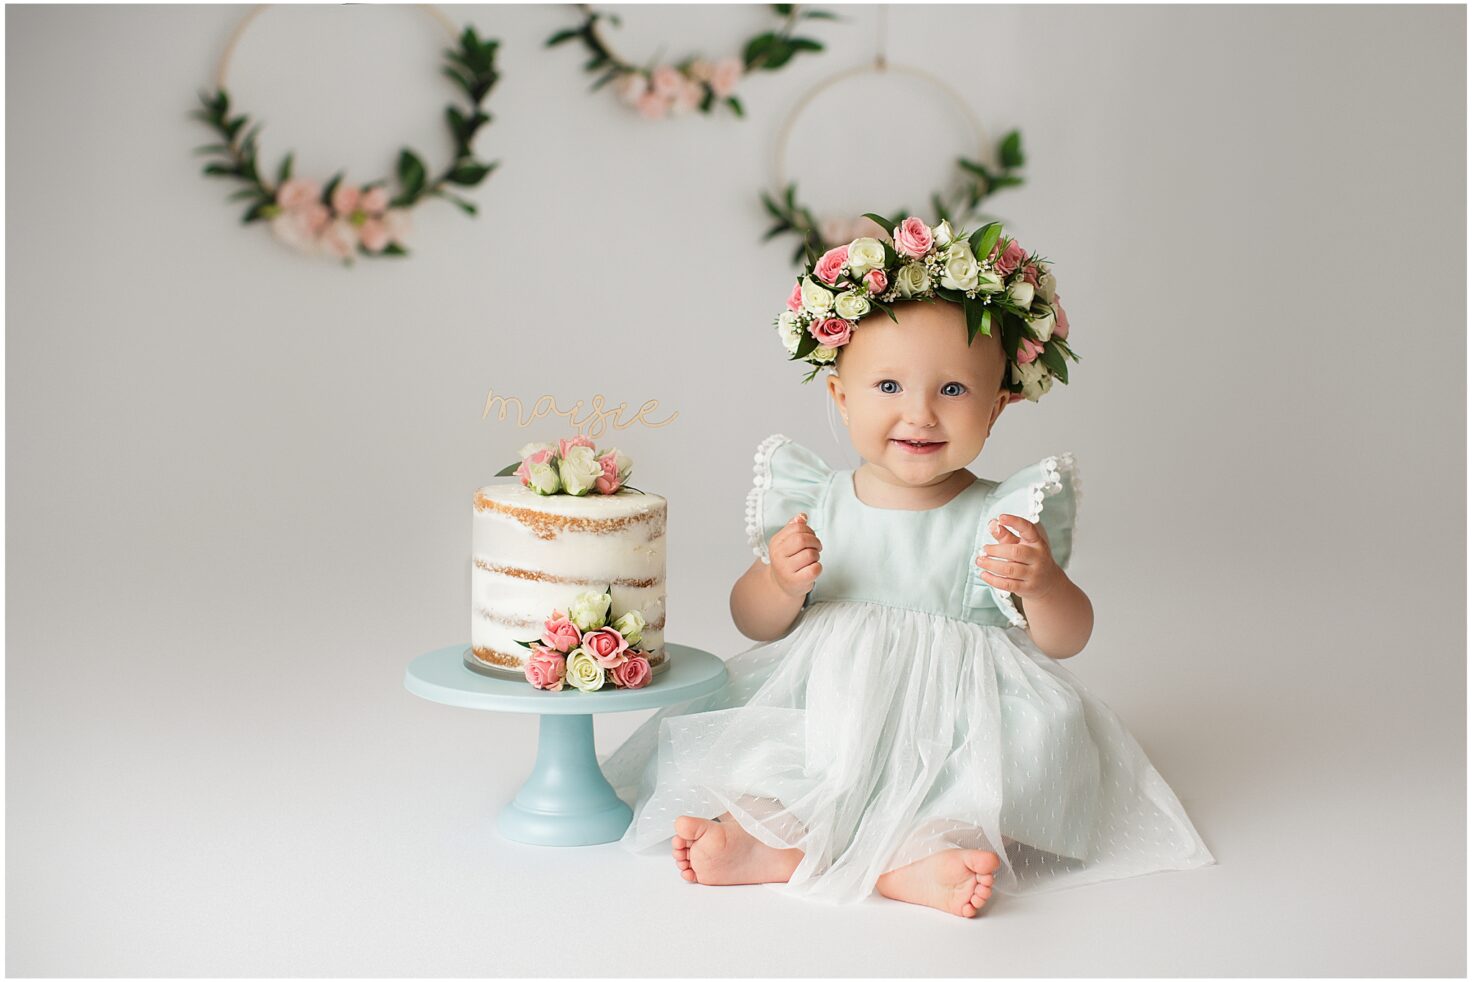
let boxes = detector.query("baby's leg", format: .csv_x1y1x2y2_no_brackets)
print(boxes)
671,797,805,886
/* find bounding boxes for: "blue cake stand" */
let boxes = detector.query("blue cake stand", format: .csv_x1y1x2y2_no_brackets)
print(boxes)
405,643,728,846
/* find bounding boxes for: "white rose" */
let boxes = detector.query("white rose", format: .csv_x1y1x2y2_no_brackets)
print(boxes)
518,441,556,460
526,459,561,495
895,263,932,298
834,291,871,320
939,242,979,292
1036,270,1057,304
801,277,834,314
1028,304,1056,343
974,269,1005,294
611,610,646,646
558,444,601,496
810,344,838,364
777,311,804,354
1011,359,1053,402
846,237,886,276
565,648,607,692
569,590,612,631
1008,280,1035,310
932,220,956,247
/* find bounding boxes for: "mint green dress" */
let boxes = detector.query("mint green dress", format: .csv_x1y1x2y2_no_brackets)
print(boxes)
601,434,1215,905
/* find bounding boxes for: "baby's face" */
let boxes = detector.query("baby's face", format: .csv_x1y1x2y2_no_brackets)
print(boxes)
827,300,1010,488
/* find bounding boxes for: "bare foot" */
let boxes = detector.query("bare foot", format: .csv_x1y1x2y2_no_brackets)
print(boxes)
670,813,803,885
876,848,1001,918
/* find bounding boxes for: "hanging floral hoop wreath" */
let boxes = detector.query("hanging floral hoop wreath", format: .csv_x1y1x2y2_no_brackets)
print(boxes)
191,4,502,265
546,3,837,120
759,59,1027,265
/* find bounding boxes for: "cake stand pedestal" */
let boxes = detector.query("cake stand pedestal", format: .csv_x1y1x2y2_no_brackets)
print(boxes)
404,643,728,846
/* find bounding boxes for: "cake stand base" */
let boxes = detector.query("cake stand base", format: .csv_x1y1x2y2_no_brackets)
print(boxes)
497,713,632,846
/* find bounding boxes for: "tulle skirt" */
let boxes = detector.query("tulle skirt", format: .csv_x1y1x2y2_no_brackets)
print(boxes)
600,600,1215,905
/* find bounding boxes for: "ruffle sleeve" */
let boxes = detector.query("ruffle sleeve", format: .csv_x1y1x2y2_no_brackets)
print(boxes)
968,452,1082,629
743,433,833,564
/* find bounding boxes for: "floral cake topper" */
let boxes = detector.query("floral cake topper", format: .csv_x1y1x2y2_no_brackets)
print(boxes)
495,436,639,496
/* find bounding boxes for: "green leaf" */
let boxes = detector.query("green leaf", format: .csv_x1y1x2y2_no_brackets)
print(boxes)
760,42,796,70
743,32,777,66
880,239,900,267
446,161,496,186
202,162,240,177
931,192,950,224
590,67,621,92
761,222,789,242
958,158,992,181
726,96,745,118
863,212,896,236
979,306,992,337
323,172,344,206
999,129,1025,169
494,460,520,477
794,328,820,358
276,151,293,185
975,222,1003,260
800,9,839,19
788,37,824,51
546,27,581,46
699,87,714,113
191,143,231,156
397,149,427,197
773,3,795,14
871,299,899,324
989,175,1025,191
963,296,983,340
1040,341,1067,382
240,200,271,224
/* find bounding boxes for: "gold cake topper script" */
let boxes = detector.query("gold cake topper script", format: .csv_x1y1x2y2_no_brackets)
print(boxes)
482,387,678,440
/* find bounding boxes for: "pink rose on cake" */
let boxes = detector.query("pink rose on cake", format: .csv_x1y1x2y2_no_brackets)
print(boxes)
524,645,568,691
611,655,652,689
540,611,582,653
582,627,630,668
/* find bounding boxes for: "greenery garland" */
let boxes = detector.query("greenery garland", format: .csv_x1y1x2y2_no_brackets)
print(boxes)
547,3,835,119
760,129,1027,265
191,25,502,264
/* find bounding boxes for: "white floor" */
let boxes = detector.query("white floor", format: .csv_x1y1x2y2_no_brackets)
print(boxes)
6,577,1465,976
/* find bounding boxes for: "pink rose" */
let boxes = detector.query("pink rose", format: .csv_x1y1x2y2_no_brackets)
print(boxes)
582,627,630,668
594,452,623,495
361,186,390,215
318,219,357,260
1016,336,1045,365
786,281,804,312
1021,263,1040,287
540,611,582,653
650,65,683,98
893,217,934,259
611,654,652,689
275,178,322,211
358,218,389,253
814,245,849,286
671,78,703,115
331,183,360,216
635,90,668,119
524,645,567,691
1053,297,1069,340
558,436,595,458
809,316,853,347
865,269,888,295
710,57,743,99
991,239,1026,277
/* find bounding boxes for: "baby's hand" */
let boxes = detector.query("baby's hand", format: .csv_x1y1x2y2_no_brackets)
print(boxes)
975,513,1064,601
768,513,823,599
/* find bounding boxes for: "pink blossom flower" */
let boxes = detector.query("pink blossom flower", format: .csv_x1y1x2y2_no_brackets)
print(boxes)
992,239,1026,277
331,183,361,216
814,245,849,286
361,186,390,215
540,610,582,653
809,316,854,347
559,436,595,458
786,281,804,312
275,178,322,211
1053,297,1069,340
1016,336,1046,365
710,57,743,98
650,65,683,98
865,269,888,295
524,645,567,691
687,59,714,83
269,205,329,254
359,219,390,253
594,452,623,494
582,627,630,668
318,218,357,260
611,654,652,688
635,90,669,119
893,217,934,258
670,78,704,115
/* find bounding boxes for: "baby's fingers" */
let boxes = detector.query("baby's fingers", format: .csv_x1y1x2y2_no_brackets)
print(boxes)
988,517,1021,543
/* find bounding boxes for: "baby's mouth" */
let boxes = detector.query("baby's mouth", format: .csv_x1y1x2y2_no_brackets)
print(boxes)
891,438,946,453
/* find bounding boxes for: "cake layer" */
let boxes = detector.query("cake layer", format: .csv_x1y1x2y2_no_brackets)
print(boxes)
470,481,667,674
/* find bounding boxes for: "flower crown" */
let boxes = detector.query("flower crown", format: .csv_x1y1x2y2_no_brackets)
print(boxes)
773,214,1079,401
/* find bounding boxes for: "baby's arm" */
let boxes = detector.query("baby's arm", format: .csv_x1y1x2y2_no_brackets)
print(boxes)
1015,581,1093,659
730,514,822,641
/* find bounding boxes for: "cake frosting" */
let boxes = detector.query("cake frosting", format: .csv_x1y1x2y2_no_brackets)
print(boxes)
469,481,668,677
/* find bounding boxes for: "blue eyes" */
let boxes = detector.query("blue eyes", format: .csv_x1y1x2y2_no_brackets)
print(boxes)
876,380,968,396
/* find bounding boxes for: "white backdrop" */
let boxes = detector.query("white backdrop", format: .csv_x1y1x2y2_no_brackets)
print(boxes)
5,3,1465,975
